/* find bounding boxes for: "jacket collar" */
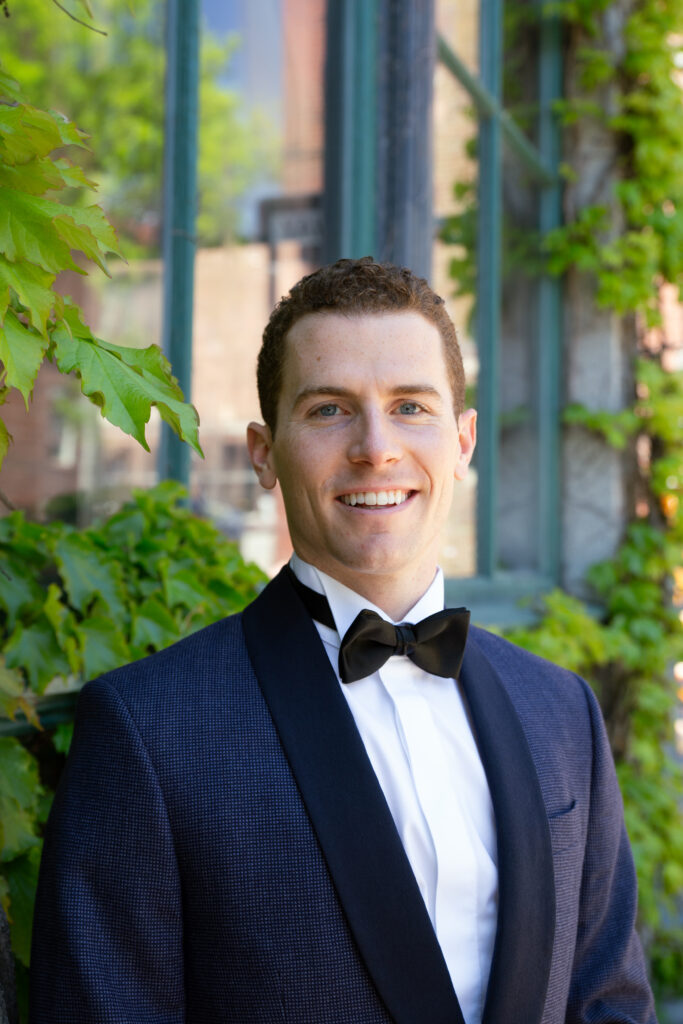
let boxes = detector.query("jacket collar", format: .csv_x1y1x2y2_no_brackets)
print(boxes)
242,567,554,1024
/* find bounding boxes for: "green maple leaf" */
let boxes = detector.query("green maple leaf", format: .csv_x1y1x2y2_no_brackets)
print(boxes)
0,189,120,278
0,256,55,337
0,105,87,167
0,188,81,275
0,157,95,198
0,157,65,196
53,158,97,191
52,320,202,455
0,309,48,405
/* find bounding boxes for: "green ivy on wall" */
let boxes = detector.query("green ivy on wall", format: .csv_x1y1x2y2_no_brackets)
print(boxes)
0,481,266,1012
442,0,683,998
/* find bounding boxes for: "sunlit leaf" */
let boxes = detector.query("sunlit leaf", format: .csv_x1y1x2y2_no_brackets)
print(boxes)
0,310,48,406
0,188,81,274
52,321,202,455
0,256,55,337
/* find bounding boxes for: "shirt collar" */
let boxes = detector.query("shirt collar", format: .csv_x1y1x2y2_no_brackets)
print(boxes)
289,552,445,642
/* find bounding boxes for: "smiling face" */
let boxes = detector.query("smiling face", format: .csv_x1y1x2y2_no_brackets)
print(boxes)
247,311,476,617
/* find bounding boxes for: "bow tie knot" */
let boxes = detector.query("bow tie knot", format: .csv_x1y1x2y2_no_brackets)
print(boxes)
393,623,417,657
285,567,470,685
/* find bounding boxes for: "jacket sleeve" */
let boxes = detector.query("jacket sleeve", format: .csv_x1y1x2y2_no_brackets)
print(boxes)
566,679,657,1024
29,678,185,1023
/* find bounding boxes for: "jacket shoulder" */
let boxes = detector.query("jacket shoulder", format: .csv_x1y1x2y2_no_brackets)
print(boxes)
467,623,600,728
86,610,251,710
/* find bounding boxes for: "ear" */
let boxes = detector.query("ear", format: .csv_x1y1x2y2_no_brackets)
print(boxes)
246,421,278,490
454,408,477,481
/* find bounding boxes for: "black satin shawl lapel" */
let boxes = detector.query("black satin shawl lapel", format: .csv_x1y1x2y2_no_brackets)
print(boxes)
459,637,555,1024
241,568,465,1024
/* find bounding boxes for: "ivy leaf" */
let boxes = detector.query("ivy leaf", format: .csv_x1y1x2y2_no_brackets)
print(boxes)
0,256,55,337
54,532,127,620
3,847,41,967
52,722,74,756
0,309,49,406
0,661,40,730
0,795,39,862
131,597,180,654
52,319,202,455
4,617,71,693
0,738,40,814
0,738,41,861
76,616,130,679
161,563,217,611
0,555,44,632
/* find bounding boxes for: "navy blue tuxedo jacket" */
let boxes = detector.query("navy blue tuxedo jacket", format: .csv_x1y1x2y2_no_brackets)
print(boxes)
30,568,656,1023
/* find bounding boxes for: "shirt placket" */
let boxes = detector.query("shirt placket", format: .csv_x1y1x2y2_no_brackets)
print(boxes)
381,657,484,1022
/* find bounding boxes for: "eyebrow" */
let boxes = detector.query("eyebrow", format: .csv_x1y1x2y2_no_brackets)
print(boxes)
292,384,443,409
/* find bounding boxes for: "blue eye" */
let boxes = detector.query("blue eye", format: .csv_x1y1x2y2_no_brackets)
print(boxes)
317,403,339,417
397,401,421,414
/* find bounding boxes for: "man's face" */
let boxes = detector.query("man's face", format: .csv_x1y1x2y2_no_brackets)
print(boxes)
247,311,476,600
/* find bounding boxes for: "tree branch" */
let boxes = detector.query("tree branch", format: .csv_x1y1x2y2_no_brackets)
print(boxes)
49,0,107,35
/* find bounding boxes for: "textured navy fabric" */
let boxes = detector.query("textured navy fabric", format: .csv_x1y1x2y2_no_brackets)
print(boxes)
29,572,656,1024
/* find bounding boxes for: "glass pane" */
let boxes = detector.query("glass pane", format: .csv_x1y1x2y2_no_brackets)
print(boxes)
497,0,543,573
190,0,326,576
433,0,480,578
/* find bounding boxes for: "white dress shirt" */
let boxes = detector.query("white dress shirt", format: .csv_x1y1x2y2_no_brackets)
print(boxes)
290,554,499,1024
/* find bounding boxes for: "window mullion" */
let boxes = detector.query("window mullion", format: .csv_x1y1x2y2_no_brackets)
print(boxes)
475,0,503,578
536,8,563,581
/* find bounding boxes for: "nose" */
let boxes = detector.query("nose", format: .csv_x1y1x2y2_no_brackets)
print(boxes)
347,408,402,467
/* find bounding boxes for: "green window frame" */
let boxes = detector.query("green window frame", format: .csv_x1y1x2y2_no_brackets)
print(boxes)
324,0,564,623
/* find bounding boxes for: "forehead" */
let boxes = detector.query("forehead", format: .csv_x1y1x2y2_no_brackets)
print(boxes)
281,310,448,387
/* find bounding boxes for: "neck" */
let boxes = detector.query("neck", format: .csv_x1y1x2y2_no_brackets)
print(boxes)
301,560,439,622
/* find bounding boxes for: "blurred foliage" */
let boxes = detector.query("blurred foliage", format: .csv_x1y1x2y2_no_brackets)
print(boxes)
2,0,278,249
0,481,266,976
0,64,202,469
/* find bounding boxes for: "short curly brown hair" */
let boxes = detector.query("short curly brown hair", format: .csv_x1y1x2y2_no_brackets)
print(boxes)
257,257,466,433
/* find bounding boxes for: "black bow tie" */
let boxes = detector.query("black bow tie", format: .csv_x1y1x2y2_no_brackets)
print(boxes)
286,567,470,684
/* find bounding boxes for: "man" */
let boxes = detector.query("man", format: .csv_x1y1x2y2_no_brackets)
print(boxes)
30,258,656,1023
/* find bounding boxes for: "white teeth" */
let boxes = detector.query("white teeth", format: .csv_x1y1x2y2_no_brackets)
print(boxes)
341,490,410,507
